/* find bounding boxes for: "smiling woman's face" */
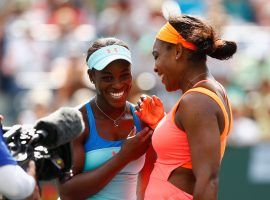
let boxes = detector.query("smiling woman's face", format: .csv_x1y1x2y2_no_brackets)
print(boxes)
91,59,132,108
152,39,184,92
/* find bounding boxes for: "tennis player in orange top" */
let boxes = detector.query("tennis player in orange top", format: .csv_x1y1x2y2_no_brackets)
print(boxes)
135,14,237,200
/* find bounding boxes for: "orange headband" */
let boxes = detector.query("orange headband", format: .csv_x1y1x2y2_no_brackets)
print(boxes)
156,22,197,51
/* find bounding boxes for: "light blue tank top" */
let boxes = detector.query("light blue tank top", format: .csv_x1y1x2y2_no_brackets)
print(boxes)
83,102,145,200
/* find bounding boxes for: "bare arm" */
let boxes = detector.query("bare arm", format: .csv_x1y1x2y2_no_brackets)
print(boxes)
58,116,153,200
59,134,130,200
176,93,222,200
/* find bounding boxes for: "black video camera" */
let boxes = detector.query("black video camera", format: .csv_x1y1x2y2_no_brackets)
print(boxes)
1,124,72,182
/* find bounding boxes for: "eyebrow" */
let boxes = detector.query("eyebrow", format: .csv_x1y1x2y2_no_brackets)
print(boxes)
121,67,130,72
101,67,130,75
101,71,112,75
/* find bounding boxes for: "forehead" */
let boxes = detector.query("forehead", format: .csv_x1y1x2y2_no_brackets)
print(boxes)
97,60,131,74
153,39,167,52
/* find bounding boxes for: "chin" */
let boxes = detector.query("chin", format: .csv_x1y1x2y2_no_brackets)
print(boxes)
165,85,177,92
108,95,129,108
111,100,127,108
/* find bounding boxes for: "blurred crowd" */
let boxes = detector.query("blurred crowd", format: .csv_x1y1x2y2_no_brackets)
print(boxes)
0,0,270,199
1,0,270,146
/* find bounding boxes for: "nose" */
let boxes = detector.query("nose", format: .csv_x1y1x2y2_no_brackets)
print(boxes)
112,79,125,90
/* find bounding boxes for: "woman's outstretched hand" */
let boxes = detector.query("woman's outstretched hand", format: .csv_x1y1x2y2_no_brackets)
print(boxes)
135,95,165,129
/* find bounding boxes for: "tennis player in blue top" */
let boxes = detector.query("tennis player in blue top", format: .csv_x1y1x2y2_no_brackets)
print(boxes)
58,37,153,200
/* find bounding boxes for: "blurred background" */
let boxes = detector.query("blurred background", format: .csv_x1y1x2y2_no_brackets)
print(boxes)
0,0,270,199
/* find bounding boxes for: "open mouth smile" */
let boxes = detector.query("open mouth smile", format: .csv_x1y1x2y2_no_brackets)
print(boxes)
110,91,124,99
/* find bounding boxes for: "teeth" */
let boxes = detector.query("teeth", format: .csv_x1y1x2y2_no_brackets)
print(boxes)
110,91,124,99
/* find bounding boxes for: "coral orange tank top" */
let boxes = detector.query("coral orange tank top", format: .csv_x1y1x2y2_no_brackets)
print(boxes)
151,87,232,180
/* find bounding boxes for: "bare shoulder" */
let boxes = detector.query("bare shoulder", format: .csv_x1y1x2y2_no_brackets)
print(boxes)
174,91,221,130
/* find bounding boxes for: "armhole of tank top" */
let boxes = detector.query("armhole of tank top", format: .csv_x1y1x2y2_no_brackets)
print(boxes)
194,79,228,102
228,100,233,133
213,82,233,134
194,79,232,135
180,87,230,137
172,79,216,118
129,103,142,133
85,102,93,142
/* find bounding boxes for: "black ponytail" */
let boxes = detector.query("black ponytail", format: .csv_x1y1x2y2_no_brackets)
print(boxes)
208,39,237,60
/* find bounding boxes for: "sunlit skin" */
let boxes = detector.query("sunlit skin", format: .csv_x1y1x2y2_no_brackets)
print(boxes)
87,59,135,141
89,59,132,110
152,39,210,93
152,40,182,92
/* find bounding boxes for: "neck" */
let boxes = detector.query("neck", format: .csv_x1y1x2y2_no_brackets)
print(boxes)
95,96,127,117
181,64,210,93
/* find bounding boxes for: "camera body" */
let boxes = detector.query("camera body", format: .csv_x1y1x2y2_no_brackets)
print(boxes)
2,124,72,181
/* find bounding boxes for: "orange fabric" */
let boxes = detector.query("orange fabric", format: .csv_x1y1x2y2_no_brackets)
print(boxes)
144,173,193,200
156,22,197,50
145,86,232,199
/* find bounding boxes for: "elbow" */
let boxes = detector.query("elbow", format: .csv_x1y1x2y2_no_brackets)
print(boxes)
209,175,219,191
210,169,219,188
206,167,219,187
59,181,89,200
59,183,75,200
193,172,219,200
205,172,219,193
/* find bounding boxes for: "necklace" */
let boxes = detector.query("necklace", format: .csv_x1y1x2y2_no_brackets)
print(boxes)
95,97,126,127
190,72,209,83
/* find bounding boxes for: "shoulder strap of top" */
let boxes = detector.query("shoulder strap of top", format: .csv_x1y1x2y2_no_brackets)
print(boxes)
129,103,142,132
178,87,231,137
193,79,232,134
85,102,98,140
193,79,228,100
215,82,233,132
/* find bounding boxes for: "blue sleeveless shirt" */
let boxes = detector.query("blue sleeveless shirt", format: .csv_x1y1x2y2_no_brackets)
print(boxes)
83,102,145,200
